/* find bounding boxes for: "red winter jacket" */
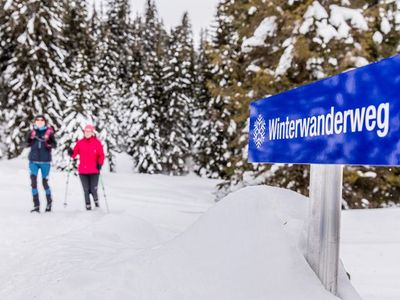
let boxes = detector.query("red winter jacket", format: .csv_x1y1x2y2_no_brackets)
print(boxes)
71,137,105,174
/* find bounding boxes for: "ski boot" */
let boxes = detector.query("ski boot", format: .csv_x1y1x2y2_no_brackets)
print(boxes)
94,200,99,208
30,206,40,213
86,205,92,211
45,202,52,212
31,194,40,213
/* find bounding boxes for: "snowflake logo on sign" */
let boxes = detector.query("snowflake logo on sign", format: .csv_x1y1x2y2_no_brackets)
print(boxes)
253,114,266,149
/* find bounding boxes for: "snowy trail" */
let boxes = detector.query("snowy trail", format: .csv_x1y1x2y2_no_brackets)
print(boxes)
0,157,217,299
0,157,398,299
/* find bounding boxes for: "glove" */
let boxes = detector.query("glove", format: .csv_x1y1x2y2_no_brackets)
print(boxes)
97,164,102,171
47,127,54,135
67,148,73,156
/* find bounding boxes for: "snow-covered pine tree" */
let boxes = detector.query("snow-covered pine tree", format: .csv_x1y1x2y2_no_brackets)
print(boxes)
55,0,93,170
220,0,400,207
197,0,244,179
2,0,68,158
81,5,117,172
192,31,218,177
87,5,103,106
0,0,6,73
92,18,120,172
120,14,142,153
106,0,133,88
161,12,195,175
124,0,168,174
219,0,368,200
88,4,102,73
0,0,15,156
0,0,13,109
62,0,91,68
119,14,143,153
130,15,143,81
0,0,14,158
55,52,95,170
106,0,135,152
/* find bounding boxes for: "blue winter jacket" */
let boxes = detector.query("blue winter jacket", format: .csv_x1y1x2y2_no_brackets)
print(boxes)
26,127,57,162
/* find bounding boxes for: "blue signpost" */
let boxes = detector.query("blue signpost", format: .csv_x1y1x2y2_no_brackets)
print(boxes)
249,54,400,166
248,54,400,296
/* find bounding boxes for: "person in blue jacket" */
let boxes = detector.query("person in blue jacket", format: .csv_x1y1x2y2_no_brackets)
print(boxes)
26,115,57,213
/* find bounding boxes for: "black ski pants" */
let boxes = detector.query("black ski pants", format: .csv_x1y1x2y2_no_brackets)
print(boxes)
79,174,99,206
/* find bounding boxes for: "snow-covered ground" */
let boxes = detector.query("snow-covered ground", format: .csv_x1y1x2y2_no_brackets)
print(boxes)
0,156,398,299
341,208,400,300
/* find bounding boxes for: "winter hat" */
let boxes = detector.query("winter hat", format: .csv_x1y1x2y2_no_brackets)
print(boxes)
34,114,46,123
84,124,95,132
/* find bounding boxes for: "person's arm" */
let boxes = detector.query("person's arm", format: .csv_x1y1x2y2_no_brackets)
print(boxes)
69,142,80,159
48,132,57,149
97,140,105,170
25,130,35,147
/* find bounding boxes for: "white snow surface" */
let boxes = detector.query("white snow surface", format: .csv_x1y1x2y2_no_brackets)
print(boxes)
248,6,257,16
299,1,368,46
341,208,400,300
380,17,392,35
241,16,277,53
304,1,329,21
373,31,383,44
275,38,295,77
330,5,368,31
352,56,369,68
0,156,397,299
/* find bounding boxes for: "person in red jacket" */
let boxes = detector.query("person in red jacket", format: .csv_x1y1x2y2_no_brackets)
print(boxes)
68,124,105,210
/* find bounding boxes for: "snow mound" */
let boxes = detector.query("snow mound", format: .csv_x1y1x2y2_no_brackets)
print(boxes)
113,186,358,300
0,153,360,300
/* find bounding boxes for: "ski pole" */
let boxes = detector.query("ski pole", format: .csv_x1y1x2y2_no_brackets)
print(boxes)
64,159,74,208
100,174,110,213
64,169,71,208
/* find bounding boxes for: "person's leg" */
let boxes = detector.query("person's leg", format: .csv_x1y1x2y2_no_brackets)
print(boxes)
29,162,40,211
79,175,91,210
89,174,100,207
40,163,52,211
